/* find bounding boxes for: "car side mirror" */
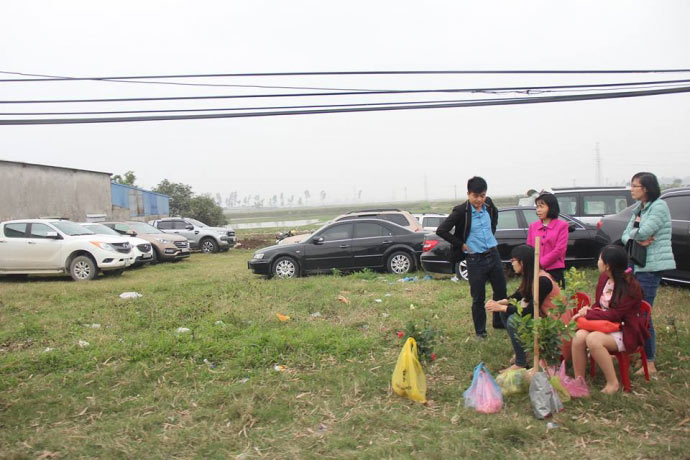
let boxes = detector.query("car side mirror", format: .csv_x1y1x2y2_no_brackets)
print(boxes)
126,230,137,237
568,222,576,233
46,231,61,239
185,224,194,230
313,237,325,245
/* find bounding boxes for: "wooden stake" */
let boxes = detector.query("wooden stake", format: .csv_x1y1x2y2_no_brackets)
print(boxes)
533,236,541,371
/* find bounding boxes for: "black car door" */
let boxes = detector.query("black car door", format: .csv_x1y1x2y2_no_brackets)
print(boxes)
496,209,527,261
302,223,354,272
351,222,393,269
664,194,690,275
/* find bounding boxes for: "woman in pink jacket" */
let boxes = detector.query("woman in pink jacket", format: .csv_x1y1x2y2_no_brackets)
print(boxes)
527,192,569,287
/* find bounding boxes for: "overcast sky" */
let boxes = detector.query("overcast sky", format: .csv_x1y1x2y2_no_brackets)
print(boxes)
1,1,689,204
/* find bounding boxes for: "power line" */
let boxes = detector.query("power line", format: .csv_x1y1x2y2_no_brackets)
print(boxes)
1,84,688,125
0,70,388,92
0,96,518,116
2,79,689,104
1,68,690,82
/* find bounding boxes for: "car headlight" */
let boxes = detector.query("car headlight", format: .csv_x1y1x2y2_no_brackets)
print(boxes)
90,241,116,252
154,238,172,244
253,253,265,260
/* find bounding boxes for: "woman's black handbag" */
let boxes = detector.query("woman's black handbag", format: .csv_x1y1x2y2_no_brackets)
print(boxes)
626,239,647,267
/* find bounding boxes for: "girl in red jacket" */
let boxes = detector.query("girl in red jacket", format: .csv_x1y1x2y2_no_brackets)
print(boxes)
571,245,649,394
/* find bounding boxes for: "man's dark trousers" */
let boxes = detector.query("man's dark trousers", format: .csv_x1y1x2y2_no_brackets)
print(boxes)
466,247,507,336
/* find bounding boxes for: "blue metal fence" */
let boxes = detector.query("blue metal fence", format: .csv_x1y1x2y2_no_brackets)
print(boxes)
111,183,169,217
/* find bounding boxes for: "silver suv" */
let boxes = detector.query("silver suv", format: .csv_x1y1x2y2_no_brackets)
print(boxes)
149,217,236,253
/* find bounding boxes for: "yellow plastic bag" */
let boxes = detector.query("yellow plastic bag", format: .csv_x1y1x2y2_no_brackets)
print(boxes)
391,337,427,403
496,368,529,396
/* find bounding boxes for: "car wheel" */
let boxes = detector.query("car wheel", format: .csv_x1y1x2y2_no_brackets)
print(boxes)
104,268,125,277
387,251,414,275
273,256,299,279
150,247,160,264
200,238,219,253
70,255,97,281
455,260,469,281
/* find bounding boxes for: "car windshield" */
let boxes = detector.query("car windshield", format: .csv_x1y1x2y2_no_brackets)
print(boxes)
186,218,206,227
53,221,94,236
83,223,120,236
129,222,163,234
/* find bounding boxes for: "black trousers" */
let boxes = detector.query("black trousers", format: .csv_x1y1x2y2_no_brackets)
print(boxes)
466,247,507,336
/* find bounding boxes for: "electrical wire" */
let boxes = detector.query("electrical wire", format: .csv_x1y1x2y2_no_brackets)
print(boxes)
2,79,689,104
2,82,688,116
2,69,690,82
1,85,688,125
0,70,388,92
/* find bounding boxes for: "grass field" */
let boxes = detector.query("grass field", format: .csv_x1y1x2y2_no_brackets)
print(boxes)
1,250,689,459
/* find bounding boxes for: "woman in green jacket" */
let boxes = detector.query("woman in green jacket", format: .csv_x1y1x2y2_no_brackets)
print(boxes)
622,172,676,375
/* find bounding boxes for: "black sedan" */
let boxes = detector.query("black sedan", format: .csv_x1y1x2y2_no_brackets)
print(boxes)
248,219,424,278
420,206,608,280
598,187,690,285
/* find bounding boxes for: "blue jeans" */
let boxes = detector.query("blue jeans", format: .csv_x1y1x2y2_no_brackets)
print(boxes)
635,271,662,362
501,312,527,367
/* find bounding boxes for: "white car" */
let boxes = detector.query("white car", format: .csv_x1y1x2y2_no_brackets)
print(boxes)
413,213,448,232
80,223,153,266
0,219,135,281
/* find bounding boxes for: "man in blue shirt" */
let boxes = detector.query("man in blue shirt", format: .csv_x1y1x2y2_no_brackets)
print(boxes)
436,177,507,337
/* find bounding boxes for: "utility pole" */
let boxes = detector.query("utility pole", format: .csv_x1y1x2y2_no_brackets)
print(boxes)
424,174,429,202
594,142,601,186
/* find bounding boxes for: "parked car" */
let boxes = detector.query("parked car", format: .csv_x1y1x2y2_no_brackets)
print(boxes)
80,223,153,266
278,208,423,245
518,187,634,225
248,218,424,278
149,217,236,253
102,221,190,263
420,207,608,280
413,213,448,232
0,219,134,281
598,187,690,285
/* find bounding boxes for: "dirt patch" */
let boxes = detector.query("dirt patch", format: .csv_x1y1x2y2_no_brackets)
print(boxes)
236,235,275,250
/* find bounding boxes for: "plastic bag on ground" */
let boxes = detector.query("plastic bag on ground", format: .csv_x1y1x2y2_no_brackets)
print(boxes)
496,368,529,396
558,360,590,398
119,292,142,299
463,362,503,413
391,337,427,403
545,365,571,402
529,371,564,419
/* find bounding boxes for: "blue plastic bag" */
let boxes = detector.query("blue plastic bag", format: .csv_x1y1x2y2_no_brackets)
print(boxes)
463,362,503,413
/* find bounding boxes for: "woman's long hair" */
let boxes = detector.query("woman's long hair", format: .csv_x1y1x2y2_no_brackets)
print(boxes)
599,245,641,306
512,244,535,300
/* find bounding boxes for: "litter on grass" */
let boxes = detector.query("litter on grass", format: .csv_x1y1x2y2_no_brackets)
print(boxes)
450,276,459,282
274,364,288,372
310,312,322,318
43,347,54,353
119,292,143,299
375,299,382,303
176,327,191,334
337,295,350,304
78,340,89,348
398,276,418,283
215,320,225,326
276,313,291,322
87,323,101,329
384,293,392,297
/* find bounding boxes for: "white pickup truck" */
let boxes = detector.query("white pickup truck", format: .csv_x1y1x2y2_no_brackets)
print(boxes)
0,219,134,281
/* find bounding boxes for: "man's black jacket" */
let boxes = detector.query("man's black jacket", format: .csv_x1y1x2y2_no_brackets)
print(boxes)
435,197,499,261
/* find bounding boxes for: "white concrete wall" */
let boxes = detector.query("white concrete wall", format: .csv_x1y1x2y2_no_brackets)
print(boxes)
0,161,112,222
